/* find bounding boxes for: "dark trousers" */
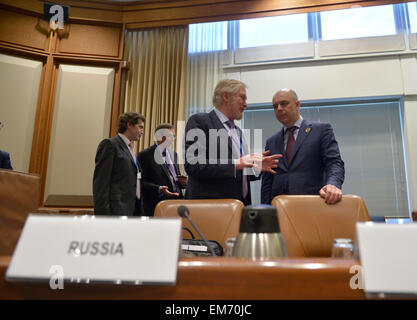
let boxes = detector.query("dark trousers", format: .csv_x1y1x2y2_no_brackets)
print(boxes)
134,198,146,216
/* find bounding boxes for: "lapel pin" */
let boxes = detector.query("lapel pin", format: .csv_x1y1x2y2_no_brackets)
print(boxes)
305,127,311,133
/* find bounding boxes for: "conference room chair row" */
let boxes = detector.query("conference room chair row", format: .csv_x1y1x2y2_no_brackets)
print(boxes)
0,168,373,258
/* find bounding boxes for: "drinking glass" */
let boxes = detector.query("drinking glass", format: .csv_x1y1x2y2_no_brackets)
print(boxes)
331,238,353,258
225,237,236,257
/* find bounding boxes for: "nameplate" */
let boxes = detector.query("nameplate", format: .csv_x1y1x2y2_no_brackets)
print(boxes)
356,222,417,296
6,215,182,285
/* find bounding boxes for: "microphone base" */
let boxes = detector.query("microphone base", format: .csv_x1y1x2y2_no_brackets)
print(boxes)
181,239,223,257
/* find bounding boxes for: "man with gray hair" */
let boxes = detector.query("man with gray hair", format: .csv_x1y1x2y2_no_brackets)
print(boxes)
261,89,345,205
184,79,281,205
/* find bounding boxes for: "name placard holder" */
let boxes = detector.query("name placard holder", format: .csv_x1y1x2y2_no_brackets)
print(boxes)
6,215,182,285
356,222,417,297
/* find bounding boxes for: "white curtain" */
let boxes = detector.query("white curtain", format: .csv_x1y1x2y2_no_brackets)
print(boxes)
186,21,226,118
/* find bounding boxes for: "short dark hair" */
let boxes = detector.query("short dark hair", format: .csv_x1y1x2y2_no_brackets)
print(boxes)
118,112,145,133
154,123,175,141
155,123,174,132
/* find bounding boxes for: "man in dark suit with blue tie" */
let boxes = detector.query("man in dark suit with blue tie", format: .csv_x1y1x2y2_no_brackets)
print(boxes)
93,112,145,216
0,150,13,170
261,89,345,205
138,123,187,216
184,79,281,205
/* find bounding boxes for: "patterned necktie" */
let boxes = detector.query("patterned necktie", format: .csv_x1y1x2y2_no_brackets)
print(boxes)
226,120,248,199
286,126,297,164
128,143,141,199
162,149,180,193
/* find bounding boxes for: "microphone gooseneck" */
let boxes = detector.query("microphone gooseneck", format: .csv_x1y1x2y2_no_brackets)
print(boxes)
177,205,216,256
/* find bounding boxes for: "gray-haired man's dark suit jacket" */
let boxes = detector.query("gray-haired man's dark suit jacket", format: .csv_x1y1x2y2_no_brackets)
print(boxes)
184,110,258,205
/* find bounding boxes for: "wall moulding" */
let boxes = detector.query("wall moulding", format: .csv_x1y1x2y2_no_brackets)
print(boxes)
52,54,121,66
123,0,415,28
1,0,416,28
0,43,49,60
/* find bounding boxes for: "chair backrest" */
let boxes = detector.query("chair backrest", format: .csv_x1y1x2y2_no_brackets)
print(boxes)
154,199,243,248
271,195,370,257
0,169,41,255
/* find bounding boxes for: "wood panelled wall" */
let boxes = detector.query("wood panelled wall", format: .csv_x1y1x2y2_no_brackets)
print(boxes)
0,2,124,209
0,0,411,209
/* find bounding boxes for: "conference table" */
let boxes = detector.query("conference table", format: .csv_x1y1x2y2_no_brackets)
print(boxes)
0,255,365,299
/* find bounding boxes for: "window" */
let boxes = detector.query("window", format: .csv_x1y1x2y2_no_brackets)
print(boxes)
188,21,228,54
320,5,397,41
188,3,416,63
318,4,405,56
239,14,309,48
408,2,417,49
408,2,417,33
243,98,410,218
236,13,314,63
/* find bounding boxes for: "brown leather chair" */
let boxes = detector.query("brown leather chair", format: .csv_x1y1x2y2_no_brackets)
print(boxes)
0,169,41,255
154,199,243,248
271,195,370,257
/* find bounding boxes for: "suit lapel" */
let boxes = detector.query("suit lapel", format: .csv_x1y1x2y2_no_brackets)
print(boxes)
290,120,312,166
116,135,137,169
167,148,181,175
209,110,234,155
153,144,171,179
275,128,288,169
172,151,181,175
236,126,250,155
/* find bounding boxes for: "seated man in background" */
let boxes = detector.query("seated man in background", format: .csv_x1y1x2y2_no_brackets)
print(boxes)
93,112,145,216
0,122,13,170
138,123,186,216
0,150,13,170
261,89,345,205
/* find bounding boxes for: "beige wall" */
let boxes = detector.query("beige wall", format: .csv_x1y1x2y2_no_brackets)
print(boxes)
0,53,42,172
403,96,417,213
44,64,114,206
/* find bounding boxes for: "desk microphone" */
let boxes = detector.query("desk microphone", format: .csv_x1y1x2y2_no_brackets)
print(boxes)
177,205,216,256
